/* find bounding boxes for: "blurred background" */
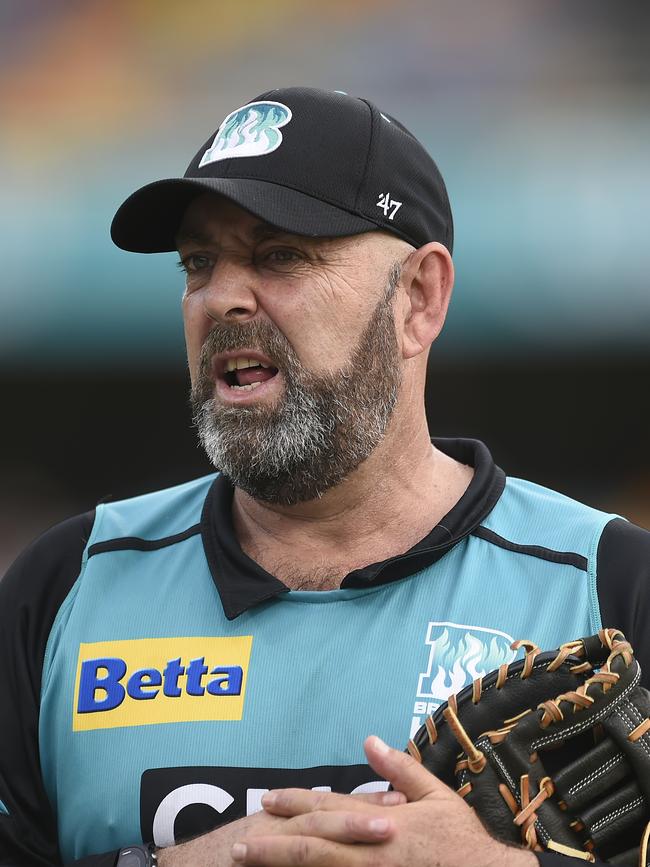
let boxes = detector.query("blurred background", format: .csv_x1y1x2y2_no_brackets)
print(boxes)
1,0,649,571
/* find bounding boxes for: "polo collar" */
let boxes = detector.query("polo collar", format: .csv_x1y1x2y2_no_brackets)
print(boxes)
200,438,505,620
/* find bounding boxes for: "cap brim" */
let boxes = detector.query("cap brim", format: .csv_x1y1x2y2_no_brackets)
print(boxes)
110,177,381,253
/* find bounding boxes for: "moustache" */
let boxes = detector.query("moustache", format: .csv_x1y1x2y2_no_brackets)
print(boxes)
197,320,296,374
192,320,306,408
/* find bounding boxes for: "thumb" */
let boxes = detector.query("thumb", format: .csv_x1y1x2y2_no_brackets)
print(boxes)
364,735,448,803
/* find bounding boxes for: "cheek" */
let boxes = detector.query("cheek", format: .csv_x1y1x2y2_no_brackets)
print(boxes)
289,280,379,370
280,313,360,372
260,272,372,371
182,298,209,385
267,296,329,368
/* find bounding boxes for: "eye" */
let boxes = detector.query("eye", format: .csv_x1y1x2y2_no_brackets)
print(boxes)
267,249,299,261
258,248,305,269
177,254,214,273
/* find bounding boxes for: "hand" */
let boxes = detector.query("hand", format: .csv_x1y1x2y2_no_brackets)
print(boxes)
154,781,404,866
156,809,288,867
230,735,537,867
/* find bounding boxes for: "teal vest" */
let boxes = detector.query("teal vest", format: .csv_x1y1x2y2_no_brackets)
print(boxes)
39,474,615,861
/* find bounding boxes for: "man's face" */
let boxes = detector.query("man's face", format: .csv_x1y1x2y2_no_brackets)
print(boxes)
177,194,406,505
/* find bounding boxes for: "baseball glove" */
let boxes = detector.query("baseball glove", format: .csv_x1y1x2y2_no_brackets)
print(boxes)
406,629,650,865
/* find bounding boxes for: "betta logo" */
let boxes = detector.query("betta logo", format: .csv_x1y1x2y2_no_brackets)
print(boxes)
198,101,292,166
72,636,253,731
410,622,516,737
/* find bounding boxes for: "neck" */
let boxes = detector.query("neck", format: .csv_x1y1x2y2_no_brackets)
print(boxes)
231,409,474,589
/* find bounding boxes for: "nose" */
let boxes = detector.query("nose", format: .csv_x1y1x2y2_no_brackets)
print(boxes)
203,259,259,324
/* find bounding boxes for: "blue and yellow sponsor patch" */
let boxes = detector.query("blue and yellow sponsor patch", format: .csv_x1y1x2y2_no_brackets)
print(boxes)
72,636,253,731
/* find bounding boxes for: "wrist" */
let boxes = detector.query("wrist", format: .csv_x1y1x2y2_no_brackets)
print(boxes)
115,844,157,867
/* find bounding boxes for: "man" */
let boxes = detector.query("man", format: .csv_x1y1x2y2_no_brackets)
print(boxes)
1,87,649,867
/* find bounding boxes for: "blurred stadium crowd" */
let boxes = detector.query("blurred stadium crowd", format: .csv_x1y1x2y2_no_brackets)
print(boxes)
1,0,648,571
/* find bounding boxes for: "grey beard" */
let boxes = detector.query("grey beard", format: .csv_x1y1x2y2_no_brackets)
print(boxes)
191,265,402,506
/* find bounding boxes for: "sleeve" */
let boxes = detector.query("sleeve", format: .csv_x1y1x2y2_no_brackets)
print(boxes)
596,517,650,687
0,511,120,867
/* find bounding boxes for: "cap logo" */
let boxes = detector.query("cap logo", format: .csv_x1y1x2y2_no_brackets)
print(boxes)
376,192,402,221
198,101,292,167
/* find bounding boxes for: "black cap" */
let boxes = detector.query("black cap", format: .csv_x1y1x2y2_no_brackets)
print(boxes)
111,87,453,254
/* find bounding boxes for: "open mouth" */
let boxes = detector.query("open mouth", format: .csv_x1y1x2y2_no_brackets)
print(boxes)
217,355,280,392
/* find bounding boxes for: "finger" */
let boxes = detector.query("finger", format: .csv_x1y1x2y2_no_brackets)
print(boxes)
364,734,447,802
282,809,394,844
353,789,407,806
261,787,404,817
232,835,365,866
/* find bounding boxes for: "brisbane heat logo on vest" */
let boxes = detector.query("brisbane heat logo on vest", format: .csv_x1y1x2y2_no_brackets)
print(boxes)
72,637,253,731
410,622,516,737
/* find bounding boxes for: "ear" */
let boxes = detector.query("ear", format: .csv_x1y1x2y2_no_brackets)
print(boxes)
399,242,454,360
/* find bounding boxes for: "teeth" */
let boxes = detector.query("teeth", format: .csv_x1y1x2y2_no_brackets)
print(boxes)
229,381,263,391
225,357,269,372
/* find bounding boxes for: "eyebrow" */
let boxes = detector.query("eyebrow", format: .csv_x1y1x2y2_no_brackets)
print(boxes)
250,224,299,242
175,223,303,247
175,230,214,246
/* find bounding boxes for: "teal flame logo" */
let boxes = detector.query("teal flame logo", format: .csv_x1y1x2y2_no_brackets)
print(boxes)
416,622,516,704
199,101,292,167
